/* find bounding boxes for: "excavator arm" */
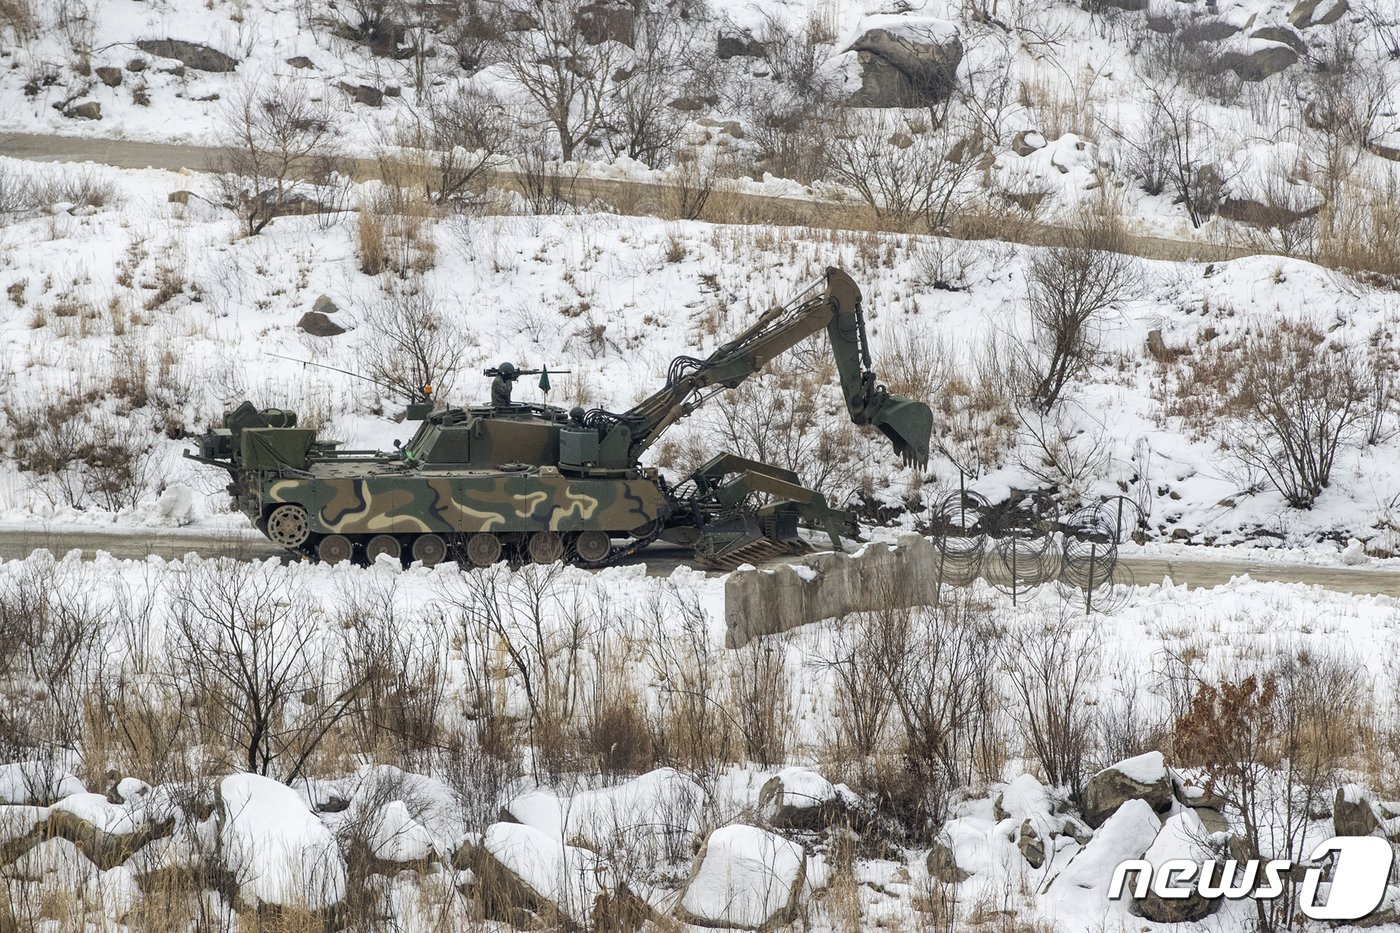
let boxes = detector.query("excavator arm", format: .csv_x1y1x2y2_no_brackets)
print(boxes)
588,267,933,468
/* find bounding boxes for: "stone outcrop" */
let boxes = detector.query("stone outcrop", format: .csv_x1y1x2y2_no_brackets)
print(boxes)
1217,41,1299,81
95,66,122,87
1081,752,1173,828
841,15,962,107
1132,810,1222,923
135,39,238,72
1289,0,1348,28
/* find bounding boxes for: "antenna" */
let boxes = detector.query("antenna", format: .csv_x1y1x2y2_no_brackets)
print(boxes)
265,353,432,403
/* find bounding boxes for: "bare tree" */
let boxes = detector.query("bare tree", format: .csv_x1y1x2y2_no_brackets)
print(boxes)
215,80,340,236
169,559,361,781
1019,210,1142,410
403,86,511,207
499,0,628,160
602,3,702,166
355,286,467,403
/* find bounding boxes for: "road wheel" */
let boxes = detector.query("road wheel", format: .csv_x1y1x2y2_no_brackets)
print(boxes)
527,531,565,564
317,535,353,565
267,505,311,548
366,534,402,563
465,533,502,568
411,534,447,567
574,530,611,563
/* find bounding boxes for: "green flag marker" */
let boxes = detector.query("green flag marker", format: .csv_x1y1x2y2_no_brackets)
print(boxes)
539,367,550,393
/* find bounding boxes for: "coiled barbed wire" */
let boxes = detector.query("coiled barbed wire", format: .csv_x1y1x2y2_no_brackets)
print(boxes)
928,494,1141,612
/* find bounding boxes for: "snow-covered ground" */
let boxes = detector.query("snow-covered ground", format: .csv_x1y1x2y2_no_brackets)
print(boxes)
0,547,1394,929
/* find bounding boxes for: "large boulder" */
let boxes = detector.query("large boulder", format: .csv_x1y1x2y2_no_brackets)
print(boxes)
1218,40,1299,81
364,800,437,865
135,39,238,72
47,792,175,869
926,835,971,882
1289,0,1348,28
64,102,102,120
1132,810,1221,923
841,14,962,107
460,822,625,930
1047,799,1160,893
677,825,806,930
218,773,345,910
1335,784,1382,837
297,311,345,337
758,767,861,832
1081,752,1173,828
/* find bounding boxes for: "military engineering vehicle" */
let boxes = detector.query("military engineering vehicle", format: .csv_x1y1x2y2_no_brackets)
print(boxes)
187,268,933,569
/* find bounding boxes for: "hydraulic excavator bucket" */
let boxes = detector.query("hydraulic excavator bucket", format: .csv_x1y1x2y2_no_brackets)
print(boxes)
874,394,934,469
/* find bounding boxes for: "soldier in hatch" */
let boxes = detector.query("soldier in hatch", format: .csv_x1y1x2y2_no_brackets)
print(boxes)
491,361,519,407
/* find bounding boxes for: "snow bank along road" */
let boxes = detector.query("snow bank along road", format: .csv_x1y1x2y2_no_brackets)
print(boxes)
1,527,1398,599
0,131,1257,265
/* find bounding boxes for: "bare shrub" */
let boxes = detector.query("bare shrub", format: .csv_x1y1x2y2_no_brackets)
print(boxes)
1,391,158,511
1120,84,1224,226
30,166,118,211
931,339,1018,478
639,583,733,773
1000,608,1100,796
0,0,37,43
216,79,340,236
0,556,107,756
338,575,451,770
355,285,466,403
876,593,1004,830
1019,211,1143,410
602,3,703,166
1015,407,1110,501
827,111,980,232
703,355,874,500
1221,322,1375,508
513,127,583,214
1174,648,1366,932
168,559,362,781
732,636,793,767
356,184,438,277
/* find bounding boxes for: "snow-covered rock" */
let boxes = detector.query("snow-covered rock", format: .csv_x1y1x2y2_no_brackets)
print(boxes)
1047,798,1160,894
466,822,613,929
677,824,806,930
0,762,85,806
1133,809,1220,922
505,768,703,863
366,800,437,864
839,14,962,107
218,773,346,910
758,767,861,831
1081,752,1173,827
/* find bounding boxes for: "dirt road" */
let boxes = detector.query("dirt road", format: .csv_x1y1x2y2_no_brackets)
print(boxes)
2,526,1397,598
0,131,1257,265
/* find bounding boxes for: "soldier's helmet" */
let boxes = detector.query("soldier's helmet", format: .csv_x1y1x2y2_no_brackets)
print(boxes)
498,361,517,377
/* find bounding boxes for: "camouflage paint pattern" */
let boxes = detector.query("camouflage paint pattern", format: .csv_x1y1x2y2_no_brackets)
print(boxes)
260,466,667,536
